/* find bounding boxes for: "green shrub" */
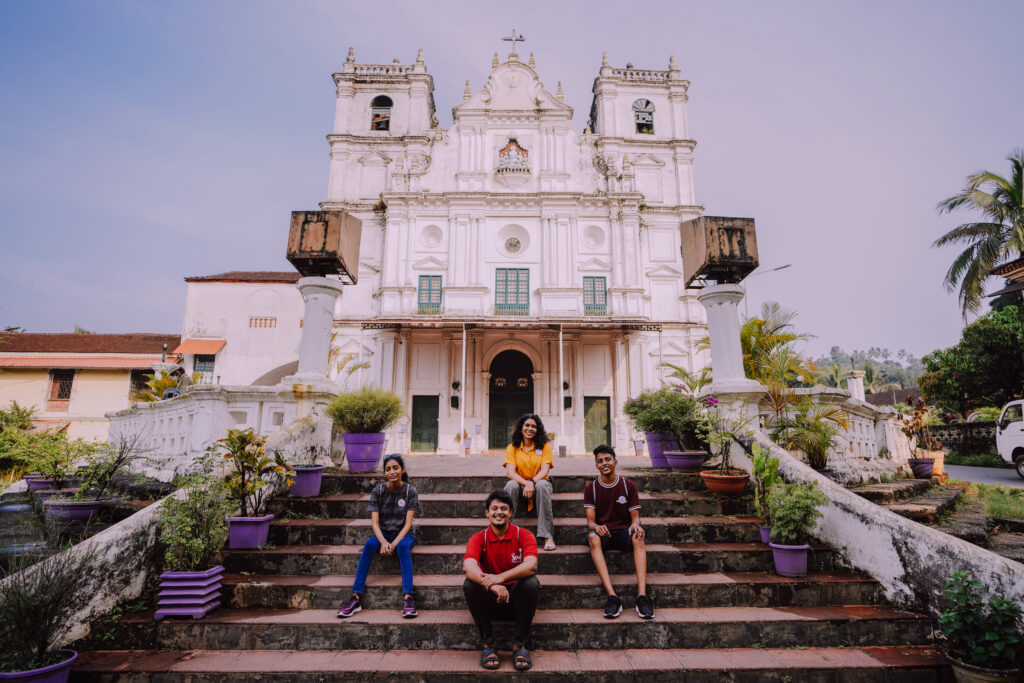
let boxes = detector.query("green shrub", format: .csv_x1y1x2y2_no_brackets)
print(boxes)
219,429,293,517
939,570,1021,670
158,456,233,571
766,481,828,544
0,401,35,432
623,388,710,451
944,451,1008,468
751,446,781,524
326,386,405,434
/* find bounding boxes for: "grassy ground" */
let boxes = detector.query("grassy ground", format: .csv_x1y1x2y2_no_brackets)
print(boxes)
956,482,1024,520
943,451,1010,468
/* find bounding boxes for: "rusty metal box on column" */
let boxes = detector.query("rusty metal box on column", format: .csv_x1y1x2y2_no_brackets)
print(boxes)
286,211,362,282
680,216,758,287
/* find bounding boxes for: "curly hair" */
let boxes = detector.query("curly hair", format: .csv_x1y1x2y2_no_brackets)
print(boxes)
510,413,549,450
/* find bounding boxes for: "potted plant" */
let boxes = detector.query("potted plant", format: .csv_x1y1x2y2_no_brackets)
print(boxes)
939,570,1021,682
0,546,97,682
623,388,709,469
901,398,942,479
220,428,294,549
289,445,329,498
700,396,751,494
325,386,404,473
21,431,87,493
44,433,143,524
155,454,234,620
765,481,828,577
750,445,781,543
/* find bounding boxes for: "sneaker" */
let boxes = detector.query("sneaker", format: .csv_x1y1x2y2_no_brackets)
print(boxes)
603,594,623,619
336,594,361,618
402,595,417,618
635,594,655,620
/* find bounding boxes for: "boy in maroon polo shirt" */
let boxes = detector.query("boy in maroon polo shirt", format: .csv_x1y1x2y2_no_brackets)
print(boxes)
463,489,540,672
584,444,654,620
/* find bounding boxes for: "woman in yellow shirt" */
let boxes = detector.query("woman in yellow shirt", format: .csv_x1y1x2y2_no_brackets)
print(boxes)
503,413,556,550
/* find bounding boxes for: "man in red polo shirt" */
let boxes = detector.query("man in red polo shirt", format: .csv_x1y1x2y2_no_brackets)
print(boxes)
463,489,540,672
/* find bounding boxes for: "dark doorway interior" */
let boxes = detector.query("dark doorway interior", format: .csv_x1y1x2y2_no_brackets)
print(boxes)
488,350,534,450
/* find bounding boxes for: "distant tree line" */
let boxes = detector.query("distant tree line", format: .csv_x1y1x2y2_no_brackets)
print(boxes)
809,347,924,393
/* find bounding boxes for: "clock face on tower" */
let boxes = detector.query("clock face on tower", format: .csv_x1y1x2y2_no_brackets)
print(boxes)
504,237,521,253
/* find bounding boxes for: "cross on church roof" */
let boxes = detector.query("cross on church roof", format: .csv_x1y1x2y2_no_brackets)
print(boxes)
502,29,525,53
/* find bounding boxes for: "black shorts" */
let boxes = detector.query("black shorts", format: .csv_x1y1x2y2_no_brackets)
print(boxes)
589,527,634,553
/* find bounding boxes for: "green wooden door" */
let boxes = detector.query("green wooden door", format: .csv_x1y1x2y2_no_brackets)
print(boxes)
584,396,611,453
487,350,534,450
410,395,439,452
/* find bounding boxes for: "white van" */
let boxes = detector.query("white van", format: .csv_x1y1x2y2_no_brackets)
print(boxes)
995,400,1024,479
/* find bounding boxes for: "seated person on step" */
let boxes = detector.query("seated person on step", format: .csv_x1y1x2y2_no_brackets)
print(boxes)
584,445,654,620
503,413,556,551
463,489,540,672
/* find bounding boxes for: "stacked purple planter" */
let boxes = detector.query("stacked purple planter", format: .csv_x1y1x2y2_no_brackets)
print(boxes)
154,565,223,620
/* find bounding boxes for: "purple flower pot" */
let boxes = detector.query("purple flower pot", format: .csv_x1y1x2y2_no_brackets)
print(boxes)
812,468,834,481
343,433,385,473
769,542,810,577
25,478,55,492
0,649,77,682
289,465,326,497
644,432,679,469
664,451,708,473
758,524,772,544
43,499,102,524
227,514,275,549
155,565,223,620
907,458,935,479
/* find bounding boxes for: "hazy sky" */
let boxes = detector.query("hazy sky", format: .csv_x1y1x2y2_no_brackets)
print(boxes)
2,1,1021,359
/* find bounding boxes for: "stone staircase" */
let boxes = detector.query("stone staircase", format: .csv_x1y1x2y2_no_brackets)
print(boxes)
73,463,949,680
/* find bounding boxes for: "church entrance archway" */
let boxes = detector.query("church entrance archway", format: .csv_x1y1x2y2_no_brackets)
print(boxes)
488,350,534,450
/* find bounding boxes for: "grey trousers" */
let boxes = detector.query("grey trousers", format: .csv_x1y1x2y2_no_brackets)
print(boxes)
504,478,554,541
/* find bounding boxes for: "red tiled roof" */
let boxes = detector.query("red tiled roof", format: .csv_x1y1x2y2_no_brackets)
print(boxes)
991,257,1024,277
0,333,181,354
173,338,226,355
186,271,301,284
0,356,177,370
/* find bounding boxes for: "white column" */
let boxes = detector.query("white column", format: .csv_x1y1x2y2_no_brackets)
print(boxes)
292,277,345,383
697,283,765,395
844,370,866,402
460,325,467,454
558,325,565,441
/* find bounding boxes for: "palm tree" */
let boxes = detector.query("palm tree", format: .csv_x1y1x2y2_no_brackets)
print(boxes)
739,302,816,383
934,149,1024,316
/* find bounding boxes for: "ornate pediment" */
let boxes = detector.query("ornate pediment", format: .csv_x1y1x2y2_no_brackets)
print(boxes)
357,150,392,166
578,257,613,272
411,255,448,271
454,58,572,116
645,264,683,279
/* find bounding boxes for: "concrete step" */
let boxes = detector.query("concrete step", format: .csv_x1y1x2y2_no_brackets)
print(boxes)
130,605,933,651
224,571,883,610
271,490,752,519
988,531,1024,563
319,471,718,495
73,645,951,681
267,515,764,546
886,487,964,524
222,543,836,576
849,479,933,505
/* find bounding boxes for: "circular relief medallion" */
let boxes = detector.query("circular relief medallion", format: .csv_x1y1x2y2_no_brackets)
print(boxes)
494,377,507,388
516,377,529,388
504,237,521,254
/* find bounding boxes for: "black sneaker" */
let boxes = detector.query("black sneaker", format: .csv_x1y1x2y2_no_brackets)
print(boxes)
603,594,623,619
635,594,655,619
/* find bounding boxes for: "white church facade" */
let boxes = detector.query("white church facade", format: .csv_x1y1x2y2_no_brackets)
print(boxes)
179,47,711,456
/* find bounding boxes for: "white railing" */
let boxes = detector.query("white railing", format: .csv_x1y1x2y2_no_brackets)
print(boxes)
611,68,669,82
354,64,414,77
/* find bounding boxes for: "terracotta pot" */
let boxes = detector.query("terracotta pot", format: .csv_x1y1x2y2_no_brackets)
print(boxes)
699,470,750,496
0,649,77,682
664,451,707,473
946,654,1022,683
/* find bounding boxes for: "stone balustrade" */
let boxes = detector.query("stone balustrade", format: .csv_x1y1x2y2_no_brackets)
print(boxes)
611,68,670,81
353,64,414,77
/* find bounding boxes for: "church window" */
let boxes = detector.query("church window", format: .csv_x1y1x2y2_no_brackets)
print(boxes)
496,138,529,173
47,369,74,412
370,95,393,131
417,275,442,314
633,99,655,134
494,268,529,315
193,354,216,380
583,276,608,315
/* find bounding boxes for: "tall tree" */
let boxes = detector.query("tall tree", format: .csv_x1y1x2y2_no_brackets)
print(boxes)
933,149,1024,316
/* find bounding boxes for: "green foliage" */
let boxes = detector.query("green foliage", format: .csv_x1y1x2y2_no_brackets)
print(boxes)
933,149,1024,317
751,446,781,524
811,347,923,391
661,363,712,397
158,454,233,571
972,483,1024,520
766,481,828,545
972,406,1004,422
919,305,1024,414
739,302,816,385
944,451,1007,468
326,386,405,434
219,429,293,517
0,546,98,672
623,388,710,451
773,402,850,469
74,432,148,501
0,401,36,432
130,369,197,403
2,430,98,488
939,570,1021,670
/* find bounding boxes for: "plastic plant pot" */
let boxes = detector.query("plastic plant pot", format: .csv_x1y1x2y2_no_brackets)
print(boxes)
343,433,386,473
155,565,224,620
227,514,275,549
289,465,327,498
769,542,810,577
663,451,707,473
0,649,77,682
644,432,678,469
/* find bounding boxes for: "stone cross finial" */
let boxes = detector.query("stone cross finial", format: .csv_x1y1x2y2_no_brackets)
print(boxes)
463,80,471,100
556,81,564,102
346,47,355,63
416,48,424,64
669,55,678,70
602,52,610,67
492,52,499,69
502,28,525,53
528,52,536,69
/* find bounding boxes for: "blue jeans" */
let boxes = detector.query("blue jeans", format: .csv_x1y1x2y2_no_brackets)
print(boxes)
352,530,415,595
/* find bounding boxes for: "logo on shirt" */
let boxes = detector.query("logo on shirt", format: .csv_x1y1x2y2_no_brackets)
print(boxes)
617,495,627,505
398,499,406,508
510,548,523,564
535,449,541,456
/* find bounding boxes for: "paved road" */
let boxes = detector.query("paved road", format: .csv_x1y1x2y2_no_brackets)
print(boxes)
945,464,1024,488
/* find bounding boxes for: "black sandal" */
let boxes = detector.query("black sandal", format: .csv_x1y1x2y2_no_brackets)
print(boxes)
513,646,532,671
480,646,500,670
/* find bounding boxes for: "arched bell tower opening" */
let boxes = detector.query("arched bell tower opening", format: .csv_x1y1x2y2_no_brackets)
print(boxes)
487,350,534,449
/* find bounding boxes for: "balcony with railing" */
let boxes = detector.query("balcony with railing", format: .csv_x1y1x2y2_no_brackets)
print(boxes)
417,302,441,315
584,303,608,316
494,303,529,316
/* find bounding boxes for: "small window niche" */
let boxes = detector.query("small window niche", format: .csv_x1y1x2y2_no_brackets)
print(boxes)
370,95,393,131
633,99,655,134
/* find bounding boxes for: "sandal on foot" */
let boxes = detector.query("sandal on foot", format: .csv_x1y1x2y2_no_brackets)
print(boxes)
543,538,556,551
513,646,532,671
480,646,500,670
